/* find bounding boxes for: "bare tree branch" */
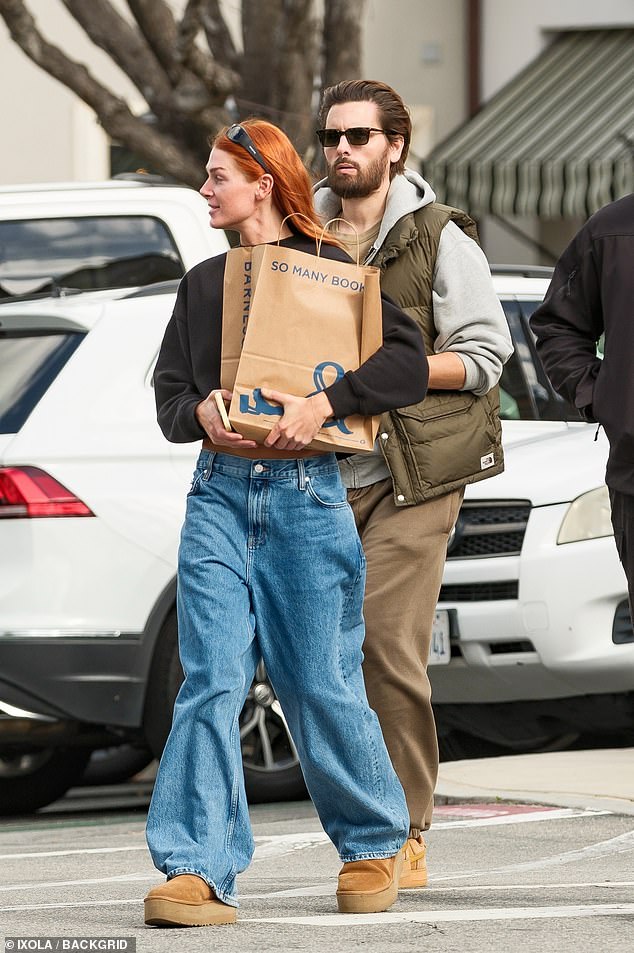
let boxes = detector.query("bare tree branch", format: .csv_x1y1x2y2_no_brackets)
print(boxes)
177,0,203,68
323,0,366,89
198,0,240,71
241,0,281,115
240,0,317,150
63,0,232,142
61,0,174,112
276,0,320,147
125,0,182,85
175,0,238,98
0,0,368,184
0,0,203,185
125,0,235,108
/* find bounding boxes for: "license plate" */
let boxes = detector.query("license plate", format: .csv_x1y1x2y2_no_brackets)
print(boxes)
428,610,451,664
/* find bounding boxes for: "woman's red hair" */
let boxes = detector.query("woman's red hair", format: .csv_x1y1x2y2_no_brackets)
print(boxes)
211,119,337,246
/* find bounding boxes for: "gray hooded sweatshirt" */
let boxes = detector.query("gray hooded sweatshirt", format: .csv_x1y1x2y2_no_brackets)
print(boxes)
313,169,513,488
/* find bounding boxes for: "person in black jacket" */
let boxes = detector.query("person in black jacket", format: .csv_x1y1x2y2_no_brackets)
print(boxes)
143,119,428,928
530,193,634,612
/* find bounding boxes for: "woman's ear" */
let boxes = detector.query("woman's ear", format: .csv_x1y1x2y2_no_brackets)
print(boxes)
255,173,274,199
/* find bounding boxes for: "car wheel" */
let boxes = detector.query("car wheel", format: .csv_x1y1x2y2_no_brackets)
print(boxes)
143,610,307,802
240,660,306,803
0,747,91,815
80,743,154,786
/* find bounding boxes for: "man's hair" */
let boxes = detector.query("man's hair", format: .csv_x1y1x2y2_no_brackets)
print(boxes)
319,79,411,176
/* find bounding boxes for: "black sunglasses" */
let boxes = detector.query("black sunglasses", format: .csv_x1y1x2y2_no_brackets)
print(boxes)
226,123,272,174
316,127,388,147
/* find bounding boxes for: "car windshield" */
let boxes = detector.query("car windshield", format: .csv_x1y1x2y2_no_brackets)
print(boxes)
0,216,184,299
498,298,581,422
0,330,84,432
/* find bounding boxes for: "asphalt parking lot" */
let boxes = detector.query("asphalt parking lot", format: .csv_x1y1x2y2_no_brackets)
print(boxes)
1,788,634,953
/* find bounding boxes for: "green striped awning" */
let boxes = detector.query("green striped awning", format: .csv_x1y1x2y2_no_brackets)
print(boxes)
424,29,634,218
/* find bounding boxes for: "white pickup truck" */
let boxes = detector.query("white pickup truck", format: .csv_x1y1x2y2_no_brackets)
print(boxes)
0,177,228,300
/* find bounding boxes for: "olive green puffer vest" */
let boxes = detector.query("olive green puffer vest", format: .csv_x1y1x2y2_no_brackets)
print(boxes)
373,202,504,506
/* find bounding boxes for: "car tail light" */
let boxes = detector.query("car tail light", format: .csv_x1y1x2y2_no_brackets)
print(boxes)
0,466,94,518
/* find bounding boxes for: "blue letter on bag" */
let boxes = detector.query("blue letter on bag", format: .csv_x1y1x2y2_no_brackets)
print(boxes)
239,388,283,417
309,362,353,435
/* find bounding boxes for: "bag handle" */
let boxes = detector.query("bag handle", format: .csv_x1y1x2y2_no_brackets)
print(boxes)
319,218,361,266
277,213,361,266
277,212,319,252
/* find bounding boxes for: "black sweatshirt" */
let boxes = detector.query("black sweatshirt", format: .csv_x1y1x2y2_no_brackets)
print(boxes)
530,194,634,494
154,232,428,443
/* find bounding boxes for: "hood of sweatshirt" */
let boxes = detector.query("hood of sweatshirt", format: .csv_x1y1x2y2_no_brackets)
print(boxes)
313,168,436,264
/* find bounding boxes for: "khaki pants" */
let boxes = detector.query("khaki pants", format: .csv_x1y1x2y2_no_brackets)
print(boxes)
348,479,464,832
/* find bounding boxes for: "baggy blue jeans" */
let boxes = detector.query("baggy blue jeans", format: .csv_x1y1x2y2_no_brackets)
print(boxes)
146,451,408,906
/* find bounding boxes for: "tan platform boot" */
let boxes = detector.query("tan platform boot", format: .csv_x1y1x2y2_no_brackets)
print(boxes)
399,834,428,889
144,873,237,927
336,844,406,914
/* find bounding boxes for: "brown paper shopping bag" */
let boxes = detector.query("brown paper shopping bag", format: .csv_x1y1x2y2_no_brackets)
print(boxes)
220,246,266,390
227,239,383,452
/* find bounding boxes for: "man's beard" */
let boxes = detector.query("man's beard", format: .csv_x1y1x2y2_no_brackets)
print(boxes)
326,149,390,198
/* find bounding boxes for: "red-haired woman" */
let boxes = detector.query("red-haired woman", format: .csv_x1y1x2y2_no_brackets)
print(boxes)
144,120,428,927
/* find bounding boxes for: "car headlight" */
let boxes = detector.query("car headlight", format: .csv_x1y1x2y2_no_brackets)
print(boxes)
557,485,613,544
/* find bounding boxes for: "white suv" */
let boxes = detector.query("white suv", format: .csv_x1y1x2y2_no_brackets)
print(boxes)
431,270,633,758
0,268,631,814
0,177,228,301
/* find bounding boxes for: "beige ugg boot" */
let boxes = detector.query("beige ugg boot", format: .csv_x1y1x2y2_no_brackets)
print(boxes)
144,873,236,927
336,845,406,914
399,834,428,888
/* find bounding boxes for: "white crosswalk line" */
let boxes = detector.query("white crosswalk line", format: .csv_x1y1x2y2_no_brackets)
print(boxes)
0,807,604,861
243,903,634,925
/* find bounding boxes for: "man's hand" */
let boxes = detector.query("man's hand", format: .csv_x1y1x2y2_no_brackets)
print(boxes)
195,389,258,449
262,389,333,451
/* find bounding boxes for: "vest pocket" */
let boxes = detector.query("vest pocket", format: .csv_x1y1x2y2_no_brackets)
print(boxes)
395,390,477,424
391,390,502,491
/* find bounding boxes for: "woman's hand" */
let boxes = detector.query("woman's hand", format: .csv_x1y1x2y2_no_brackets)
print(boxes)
262,389,333,451
195,389,258,449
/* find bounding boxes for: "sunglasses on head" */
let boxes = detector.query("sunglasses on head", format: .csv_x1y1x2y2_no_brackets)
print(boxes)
316,127,389,147
226,123,272,174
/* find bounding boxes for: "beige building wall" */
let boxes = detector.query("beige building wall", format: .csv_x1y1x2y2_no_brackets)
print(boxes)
363,0,467,163
1,34,85,185
482,0,634,99
0,0,151,185
0,18,108,183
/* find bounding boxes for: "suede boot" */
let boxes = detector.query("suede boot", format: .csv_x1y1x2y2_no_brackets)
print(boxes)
336,845,405,914
144,873,236,927
400,834,428,888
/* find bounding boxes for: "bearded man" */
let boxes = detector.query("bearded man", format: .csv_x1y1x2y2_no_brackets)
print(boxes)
314,79,513,886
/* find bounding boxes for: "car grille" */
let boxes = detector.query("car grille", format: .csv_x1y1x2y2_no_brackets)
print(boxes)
438,581,519,602
446,500,531,559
